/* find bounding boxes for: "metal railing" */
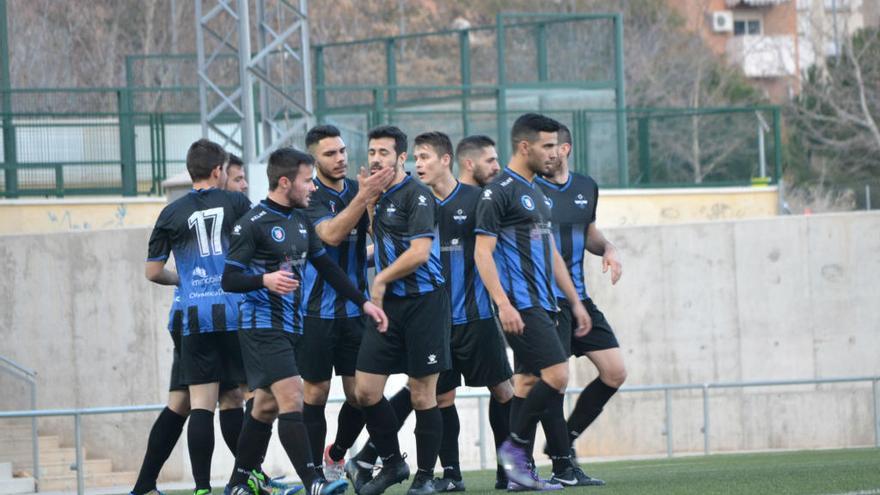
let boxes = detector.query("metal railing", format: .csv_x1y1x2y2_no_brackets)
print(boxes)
0,375,877,495
0,354,39,483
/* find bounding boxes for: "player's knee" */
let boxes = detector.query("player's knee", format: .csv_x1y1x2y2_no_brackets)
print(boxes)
489,381,513,403
541,365,569,391
355,386,381,407
409,386,438,410
437,390,456,408
601,366,627,388
219,388,244,409
303,380,331,405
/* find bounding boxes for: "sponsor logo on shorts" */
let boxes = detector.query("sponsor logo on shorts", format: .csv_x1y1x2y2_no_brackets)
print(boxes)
427,353,438,365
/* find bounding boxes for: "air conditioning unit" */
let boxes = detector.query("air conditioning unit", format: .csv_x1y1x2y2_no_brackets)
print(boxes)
712,11,734,32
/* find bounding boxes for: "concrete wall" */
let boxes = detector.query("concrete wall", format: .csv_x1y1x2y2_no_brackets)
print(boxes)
0,198,166,234
0,211,877,484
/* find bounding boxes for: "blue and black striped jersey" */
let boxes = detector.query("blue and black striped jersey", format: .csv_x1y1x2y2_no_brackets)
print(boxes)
147,188,252,335
226,200,327,333
475,169,556,313
300,178,369,319
537,172,598,301
167,288,182,333
372,174,445,297
436,182,494,324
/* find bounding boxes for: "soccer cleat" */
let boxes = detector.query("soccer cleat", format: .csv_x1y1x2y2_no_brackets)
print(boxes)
245,470,304,495
194,489,212,495
431,476,465,492
359,457,410,495
497,440,544,490
225,485,251,495
324,445,346,482
495,466,508,490
131,490,165,495
407,472,437,495
549,466,605,487
506,463,562,492
344,458,374,494
308,478,348,495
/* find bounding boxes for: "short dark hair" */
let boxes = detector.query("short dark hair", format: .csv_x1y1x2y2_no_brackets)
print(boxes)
510,113,561,152
267,147,314,191
455,135,495,162
368,125,407,156
557,123,572,146
414,131,454,161
305,124,342,149
228,153,244,168
186,138,228,181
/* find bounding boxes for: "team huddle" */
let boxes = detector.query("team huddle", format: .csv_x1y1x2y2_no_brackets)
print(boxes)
135,113,626,495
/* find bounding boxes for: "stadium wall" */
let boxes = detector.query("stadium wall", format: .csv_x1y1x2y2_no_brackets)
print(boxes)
0,186,777,235
0,210,875,483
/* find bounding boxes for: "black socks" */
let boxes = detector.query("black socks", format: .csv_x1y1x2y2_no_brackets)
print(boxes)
187,408,215,490
131,407,186,495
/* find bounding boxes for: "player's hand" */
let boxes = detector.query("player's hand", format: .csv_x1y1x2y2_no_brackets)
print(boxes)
262,270,299,295
358,166,393,202
362,301,389,333
497,301,525,335
602,246,623,285
571,302,593,338
370,277,387,310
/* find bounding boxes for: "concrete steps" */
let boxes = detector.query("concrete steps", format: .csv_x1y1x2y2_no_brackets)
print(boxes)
0,462,35,495
0,432,138,492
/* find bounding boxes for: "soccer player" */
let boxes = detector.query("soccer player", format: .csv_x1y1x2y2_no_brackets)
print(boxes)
536,123,624,486
413,132,514,492
298,125,393,480
473,113,592,491
353,125,451,495
226,154,250,193
455,135,500,188
221,147,388,495
144,139,253,495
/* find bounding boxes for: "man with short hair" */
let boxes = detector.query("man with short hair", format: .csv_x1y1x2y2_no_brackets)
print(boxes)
298,124,393,481
474,113,591,491
455,135,500,188
536,123,624,487
226,154,250,193
145,139,253,495
221,147,388,495
354,125,451,495
413,131,514,492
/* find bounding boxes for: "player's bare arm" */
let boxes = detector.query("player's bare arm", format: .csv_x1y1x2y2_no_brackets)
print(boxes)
550,242,592,337
145,260,180,286
315,166,392,246
586,223,622,285
369,236,432,308
474,234,525,335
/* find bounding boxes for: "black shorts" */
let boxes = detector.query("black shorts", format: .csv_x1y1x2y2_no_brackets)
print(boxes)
170,329,240,392
557,298,619,356
296,316,366,382
180,330,246,387
437,318,513,395
238,328,300,391
356,289,451,378
509,307,569,376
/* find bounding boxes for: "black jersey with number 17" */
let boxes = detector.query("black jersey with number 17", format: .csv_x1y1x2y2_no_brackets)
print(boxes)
474,169,556,313
147,188,252,335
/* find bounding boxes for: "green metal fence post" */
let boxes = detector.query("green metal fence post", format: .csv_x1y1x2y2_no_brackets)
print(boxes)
386,38,397,106
315,46,326,124
0,0,18,198
496,13,509,166
536,22,548,82
638,116,651,184
772,106,782,184
459,30,471,137
118,88,137,196
613,13,629,186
